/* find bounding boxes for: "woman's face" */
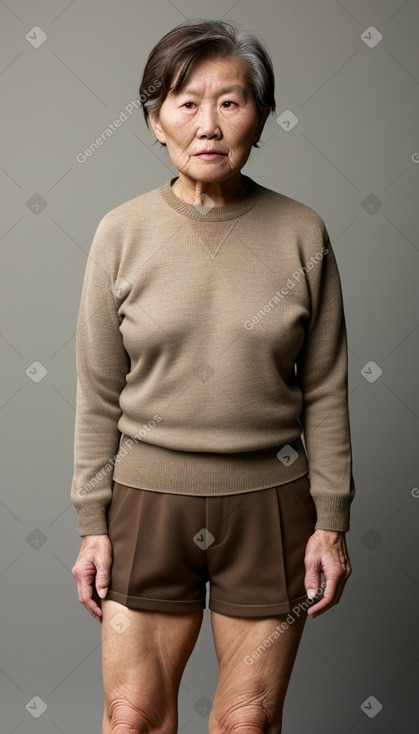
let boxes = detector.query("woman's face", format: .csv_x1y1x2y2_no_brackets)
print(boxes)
148,57,270,186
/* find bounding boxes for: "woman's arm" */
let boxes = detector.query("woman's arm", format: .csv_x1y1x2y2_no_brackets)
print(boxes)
295,224,355,616
295,227,356,533
70,214,130,537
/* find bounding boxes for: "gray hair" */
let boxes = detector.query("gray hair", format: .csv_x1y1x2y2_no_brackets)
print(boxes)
138,19,276,148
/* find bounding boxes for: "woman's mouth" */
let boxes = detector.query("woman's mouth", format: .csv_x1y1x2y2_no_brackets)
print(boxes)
194,152,226,160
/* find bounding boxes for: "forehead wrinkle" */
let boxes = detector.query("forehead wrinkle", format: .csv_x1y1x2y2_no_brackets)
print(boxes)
179,83,246,96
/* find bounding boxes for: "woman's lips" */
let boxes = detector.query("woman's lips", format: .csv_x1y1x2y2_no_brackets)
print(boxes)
194,153,226,160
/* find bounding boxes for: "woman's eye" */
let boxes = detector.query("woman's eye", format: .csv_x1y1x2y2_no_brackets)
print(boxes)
182,101,236,109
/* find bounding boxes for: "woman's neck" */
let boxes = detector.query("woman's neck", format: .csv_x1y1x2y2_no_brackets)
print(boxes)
171,173,250,207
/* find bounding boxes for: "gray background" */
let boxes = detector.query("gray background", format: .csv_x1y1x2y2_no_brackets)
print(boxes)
1,0,418,732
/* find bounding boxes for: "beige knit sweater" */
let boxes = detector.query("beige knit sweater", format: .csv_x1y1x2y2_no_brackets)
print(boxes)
71,175,356,537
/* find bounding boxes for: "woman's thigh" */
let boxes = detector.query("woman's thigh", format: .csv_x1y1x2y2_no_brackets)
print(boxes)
209,609,308,734
101,599,203,733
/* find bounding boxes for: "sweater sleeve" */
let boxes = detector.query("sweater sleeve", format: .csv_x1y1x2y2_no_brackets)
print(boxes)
295,226,356,532
70,216,130,537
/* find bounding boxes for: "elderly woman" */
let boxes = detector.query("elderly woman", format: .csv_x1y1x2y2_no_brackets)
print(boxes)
71,18,355,734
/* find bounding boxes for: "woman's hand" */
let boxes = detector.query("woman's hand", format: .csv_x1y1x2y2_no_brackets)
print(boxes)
72,534,112,622
304,529,352,618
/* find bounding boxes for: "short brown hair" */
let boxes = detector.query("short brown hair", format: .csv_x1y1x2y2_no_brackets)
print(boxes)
138,18,276,148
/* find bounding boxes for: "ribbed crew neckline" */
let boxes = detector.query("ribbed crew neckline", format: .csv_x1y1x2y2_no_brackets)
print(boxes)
158,174,263,221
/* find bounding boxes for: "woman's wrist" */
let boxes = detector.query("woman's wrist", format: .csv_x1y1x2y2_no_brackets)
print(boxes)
313,528,346,538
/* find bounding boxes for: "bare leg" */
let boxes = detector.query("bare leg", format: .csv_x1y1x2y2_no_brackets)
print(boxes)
209,609,308,734
101,599,203,733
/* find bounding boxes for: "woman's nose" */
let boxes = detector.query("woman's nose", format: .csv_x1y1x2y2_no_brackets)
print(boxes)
195,104,221,138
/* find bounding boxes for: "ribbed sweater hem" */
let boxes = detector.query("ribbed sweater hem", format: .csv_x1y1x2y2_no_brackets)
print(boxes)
112,434,309,494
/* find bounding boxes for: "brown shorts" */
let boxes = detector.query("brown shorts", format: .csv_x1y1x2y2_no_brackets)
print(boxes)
104,473,317,618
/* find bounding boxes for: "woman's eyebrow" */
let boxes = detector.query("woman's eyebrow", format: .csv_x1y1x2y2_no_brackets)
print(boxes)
180,84,245,95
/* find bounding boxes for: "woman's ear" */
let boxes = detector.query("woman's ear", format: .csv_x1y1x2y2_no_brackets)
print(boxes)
254,107,271,144
148,110,166,145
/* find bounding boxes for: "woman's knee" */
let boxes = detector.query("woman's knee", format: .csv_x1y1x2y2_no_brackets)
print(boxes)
209,718,279,734
105,691,176,734
209,697,278,734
